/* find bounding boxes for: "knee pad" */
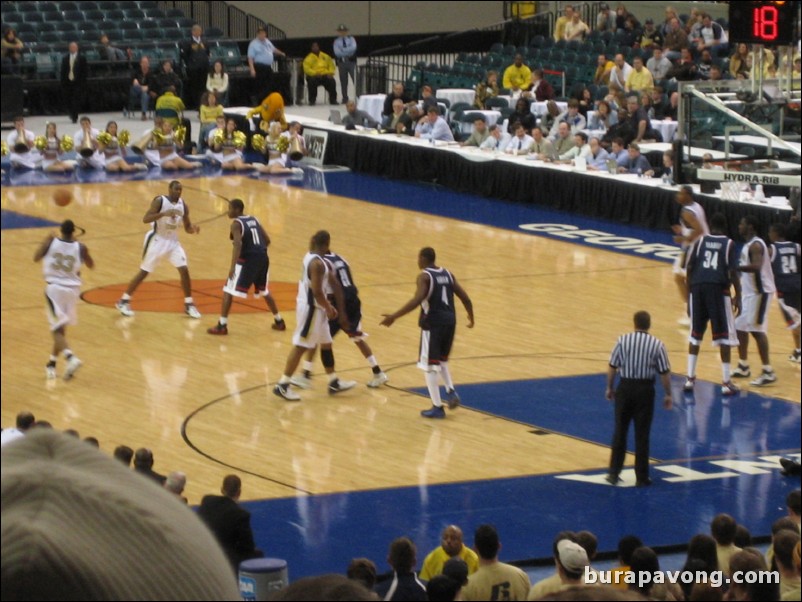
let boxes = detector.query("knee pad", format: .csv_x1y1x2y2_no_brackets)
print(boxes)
321,348,335,368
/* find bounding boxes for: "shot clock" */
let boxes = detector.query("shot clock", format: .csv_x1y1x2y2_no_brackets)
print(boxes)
728,1,797,45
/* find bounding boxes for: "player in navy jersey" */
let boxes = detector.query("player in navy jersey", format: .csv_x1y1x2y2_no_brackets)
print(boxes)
769,223,801,363
291,246,388,388
683,213,742,395
381,247,474,419
207,199,285,334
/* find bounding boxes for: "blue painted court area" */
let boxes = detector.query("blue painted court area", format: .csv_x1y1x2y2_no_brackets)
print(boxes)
246,375,800,580
0,210,59,230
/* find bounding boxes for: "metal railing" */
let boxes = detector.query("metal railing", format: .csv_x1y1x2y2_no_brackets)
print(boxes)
157,1,286,41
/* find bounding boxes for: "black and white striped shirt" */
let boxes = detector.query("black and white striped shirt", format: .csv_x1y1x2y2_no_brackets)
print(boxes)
609,331,671,380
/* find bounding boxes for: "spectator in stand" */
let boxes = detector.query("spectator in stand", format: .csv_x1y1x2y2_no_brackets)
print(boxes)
130,56,155,121
504,122,534,154
730,43,775,80
461,115,490,147
594,54,615,86
554,540,589,590
625,57,654,93
530,126,556,160
553,4,574,42
206,60,229,106
347,558,378,590
462,525,530,601
629,547,684,600
1,411,36,447
155,85,185,128
197,474,263,571
615,5,639,34
647,47,672,82
664,17,689,61
247,25,285,104
155,59,182,97
695,14,728,56
474,70,499,109
708,64,728,85
734,524,753,548
382,82,412,118
667,47,700,81
686,8,704,39
660,7,680,38
711,513,742,576
164,471,188,504
113,444,134,466
538,99,561,135
586,137,610,170
1,27,24,75
649,87,669,120
596,3,615,33
787,489,801,530
564,11,590,41
558,131,591,162
132,448,166,485
303,42,337,106
342,99,379,129
549,99,587,137
681,534,719,599
729,550,781,602
697,49,715,80
419,84,438,113
609,54,633,92
528,531,579,598
373,537,427,601
502,54,531,94
775,530,801,601
198,91,223,150
574,86,593,118
637,18,663,50
414,106,454,142
507,97,536,134
588,99,618,131
524,68,554,102
618,16,641,48
181,24,210,109
603,112,635,148
420,525,479,580
617,142,651,174
403,105,424,135
99,33,128,63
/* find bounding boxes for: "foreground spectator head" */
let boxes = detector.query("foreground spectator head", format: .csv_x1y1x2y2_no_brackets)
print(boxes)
788,489,801,521
222,473,242,499
774,529,801,573
16,412,35,431
1,430,239,600
728,549,779,601
346,558,377,589
710,513,737,546
556,540,589,581
576,531,598,561
426,574,461,602
617,535,643,565
629,547,660,594
475,524,501,560
165,471,187,496
133,447,154,470
733,524,752,549
440,525,466,556
113,444,134,466
442,557,469,586
269,574,377,601
387,537,417,573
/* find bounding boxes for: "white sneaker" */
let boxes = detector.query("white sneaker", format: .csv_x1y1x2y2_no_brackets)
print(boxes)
367,372,389,388
185,304,202,319
732,365,751,378
290,375,312,389
677,316,691,326
116,299,134,317
63,356,83,381
328,379,357,394
683,377,696,392
273,383,301,401
45,364,57,380
790,350,801,364
749,371,777,387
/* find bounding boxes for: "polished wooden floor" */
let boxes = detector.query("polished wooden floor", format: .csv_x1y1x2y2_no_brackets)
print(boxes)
2,176,799,504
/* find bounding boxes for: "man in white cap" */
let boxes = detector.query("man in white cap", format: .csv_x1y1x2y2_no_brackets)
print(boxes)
556,539,590,590
333,24,357,104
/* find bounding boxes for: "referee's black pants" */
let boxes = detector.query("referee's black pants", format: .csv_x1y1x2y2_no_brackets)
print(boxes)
609,379,655,482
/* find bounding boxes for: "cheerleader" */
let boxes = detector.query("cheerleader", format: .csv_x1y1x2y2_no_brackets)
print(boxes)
38,123,76,173
255,121,301,175
213,118,254,171
73,116,104,170
156,120,199,171
97,121,146,172
7,115,39,169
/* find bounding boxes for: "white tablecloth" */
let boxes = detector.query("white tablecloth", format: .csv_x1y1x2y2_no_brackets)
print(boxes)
651,120,678,142
357,94,386,125
459,110,502,134
436,88,475,108
531,100,567,116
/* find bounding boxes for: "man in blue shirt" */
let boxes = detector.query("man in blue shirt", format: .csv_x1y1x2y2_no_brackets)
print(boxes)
333,24,357,104
414,106,454,142
247,25,286,104
586,137,610,170
618,142,651,174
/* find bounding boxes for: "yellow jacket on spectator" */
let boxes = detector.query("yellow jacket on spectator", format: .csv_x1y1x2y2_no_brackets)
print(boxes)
626,68,654,93
200,103,224,125
303,51,335,77
553,15,570,41
503,64,532,90
155,91,185,126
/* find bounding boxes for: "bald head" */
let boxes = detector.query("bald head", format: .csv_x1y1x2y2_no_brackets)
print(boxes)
441,525,465,556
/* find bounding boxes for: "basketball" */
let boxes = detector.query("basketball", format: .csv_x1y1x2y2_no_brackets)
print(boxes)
53,189,72,207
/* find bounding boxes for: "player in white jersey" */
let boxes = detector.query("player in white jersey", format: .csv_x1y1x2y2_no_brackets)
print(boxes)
34,220,94,380
671,186,709,324
273,230,356,401
115,180,202,319
733,215,777,386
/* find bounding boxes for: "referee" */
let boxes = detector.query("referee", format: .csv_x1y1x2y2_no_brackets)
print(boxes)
605,310,673,487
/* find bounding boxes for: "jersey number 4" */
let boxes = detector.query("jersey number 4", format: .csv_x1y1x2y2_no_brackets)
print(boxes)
780,255,798,275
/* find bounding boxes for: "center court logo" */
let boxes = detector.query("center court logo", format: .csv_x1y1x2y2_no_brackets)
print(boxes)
519,223,680,261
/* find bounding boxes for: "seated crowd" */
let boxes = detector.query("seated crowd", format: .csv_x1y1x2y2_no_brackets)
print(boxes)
2,412,800,601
